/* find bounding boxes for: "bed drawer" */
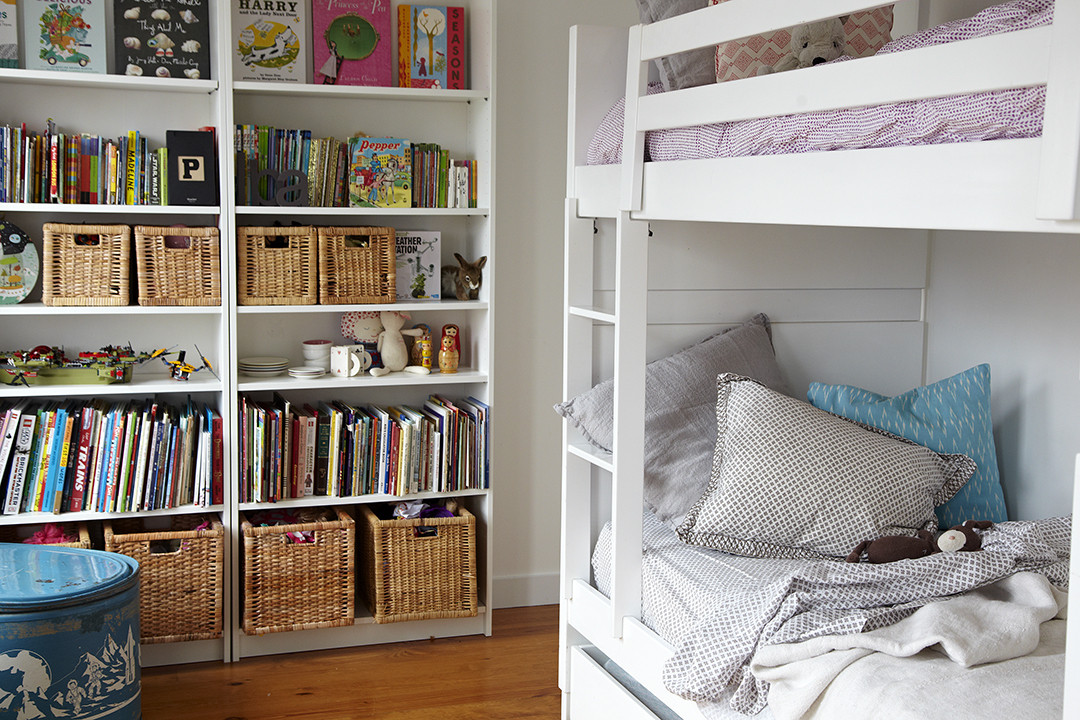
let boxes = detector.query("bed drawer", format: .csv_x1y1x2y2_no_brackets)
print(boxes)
569,646,663,720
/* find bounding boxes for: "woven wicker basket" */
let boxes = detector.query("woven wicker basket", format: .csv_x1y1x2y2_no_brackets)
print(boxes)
0,522,91,548
358,504,477,624
241,507,355,635
104,514,224,644
42,223,131,306
317,226,396,304
135,225,221,306
237,226,318,305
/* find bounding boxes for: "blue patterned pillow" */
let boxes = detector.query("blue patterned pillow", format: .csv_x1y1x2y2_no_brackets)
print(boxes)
807,364,1007,527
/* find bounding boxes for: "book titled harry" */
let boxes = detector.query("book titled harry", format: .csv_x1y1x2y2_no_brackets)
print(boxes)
394,230,440,301
22,0,107,74
347,137,410,208
312,0,391,86
233,0,307,82
114,0,212,79
397,5,465,89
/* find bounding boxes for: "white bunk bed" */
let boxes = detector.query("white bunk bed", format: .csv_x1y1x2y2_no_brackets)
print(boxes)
559,0,1080,718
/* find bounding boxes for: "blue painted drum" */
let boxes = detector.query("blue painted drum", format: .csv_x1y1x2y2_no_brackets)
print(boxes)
0,544,141,720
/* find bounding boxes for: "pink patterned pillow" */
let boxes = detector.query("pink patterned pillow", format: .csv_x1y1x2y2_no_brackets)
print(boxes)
710,1,894,82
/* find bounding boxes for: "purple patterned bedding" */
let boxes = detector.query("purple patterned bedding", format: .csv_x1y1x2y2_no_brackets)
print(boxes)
586,0,1052,166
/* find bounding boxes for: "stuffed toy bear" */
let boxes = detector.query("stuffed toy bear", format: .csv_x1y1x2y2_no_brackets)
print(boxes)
846,520,993,564
757,17,847,75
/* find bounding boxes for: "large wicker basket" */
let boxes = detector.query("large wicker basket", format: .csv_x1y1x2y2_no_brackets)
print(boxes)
42,223,131,306
0,522,91,548
104,514,224,644
317,226,396,304
135,225,221,306
237,225,318,305
241,507,355,635
358,504,477,624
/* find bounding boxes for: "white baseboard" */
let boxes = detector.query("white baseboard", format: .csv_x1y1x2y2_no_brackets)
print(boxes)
494,572,560,608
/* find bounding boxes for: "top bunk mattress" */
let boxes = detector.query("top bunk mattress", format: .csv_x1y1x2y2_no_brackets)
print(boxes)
587,0,1051,166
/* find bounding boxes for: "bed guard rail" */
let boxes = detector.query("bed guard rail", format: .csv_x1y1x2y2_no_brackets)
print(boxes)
618,0,1080,221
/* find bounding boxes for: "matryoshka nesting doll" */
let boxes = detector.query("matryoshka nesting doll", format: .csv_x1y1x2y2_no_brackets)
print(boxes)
439,323,460,373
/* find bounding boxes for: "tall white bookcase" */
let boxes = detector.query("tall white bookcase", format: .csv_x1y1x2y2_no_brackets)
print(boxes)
0,0,495,665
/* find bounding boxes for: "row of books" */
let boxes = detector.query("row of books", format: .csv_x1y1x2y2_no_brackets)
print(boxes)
239,393,489,503
0,123,218,206
0,122,163,205
0,397,223,516
234,124,478,209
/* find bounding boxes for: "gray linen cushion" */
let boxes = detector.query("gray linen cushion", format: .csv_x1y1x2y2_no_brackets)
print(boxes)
554,314,789,524
636,0,716,91
677,374,976,560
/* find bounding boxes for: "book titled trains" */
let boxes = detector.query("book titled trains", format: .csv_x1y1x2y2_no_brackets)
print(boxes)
22,0,107,74
114,0,211,79
233,0,307,82
312,0,390,86
397,5,465,89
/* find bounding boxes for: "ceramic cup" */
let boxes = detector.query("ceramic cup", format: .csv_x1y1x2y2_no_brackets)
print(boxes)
302,339,332,370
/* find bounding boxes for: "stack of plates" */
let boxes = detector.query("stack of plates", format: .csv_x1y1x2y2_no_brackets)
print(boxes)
239,356,289,378
288,366,326,379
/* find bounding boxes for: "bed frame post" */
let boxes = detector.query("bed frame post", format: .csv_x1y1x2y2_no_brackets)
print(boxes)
1065,454,1080,719
1036,0,1080,220
560,198,597,700
609,211,648,638
620,25,649,214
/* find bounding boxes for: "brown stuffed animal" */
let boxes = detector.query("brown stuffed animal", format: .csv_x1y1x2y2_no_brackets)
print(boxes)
846,520,993,563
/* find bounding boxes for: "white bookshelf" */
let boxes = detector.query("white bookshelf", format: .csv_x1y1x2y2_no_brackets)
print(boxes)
0,0,495,665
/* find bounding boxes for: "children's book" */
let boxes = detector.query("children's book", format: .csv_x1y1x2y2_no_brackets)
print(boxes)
394,230,440,300
22,0,107,74
0,0,17,68
232,0,307,82
397,5,465,89
312,0,391,86
347,137,410,208
114,0,212,80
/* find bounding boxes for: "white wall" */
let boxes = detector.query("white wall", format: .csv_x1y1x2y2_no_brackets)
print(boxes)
926,232,1080,521
493,0,636,607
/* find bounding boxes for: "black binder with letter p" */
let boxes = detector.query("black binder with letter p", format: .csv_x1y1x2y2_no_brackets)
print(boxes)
167,130,219,206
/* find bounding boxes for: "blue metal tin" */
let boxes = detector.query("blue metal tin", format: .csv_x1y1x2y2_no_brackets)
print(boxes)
0,544,141,720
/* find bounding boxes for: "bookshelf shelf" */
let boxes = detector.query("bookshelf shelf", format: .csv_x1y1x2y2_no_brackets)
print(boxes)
2,0,495,665
238,487,487,513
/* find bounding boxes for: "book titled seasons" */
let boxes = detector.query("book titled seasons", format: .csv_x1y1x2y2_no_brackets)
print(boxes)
397,5,465,89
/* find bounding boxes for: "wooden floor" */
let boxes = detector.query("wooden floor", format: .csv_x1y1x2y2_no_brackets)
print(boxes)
140,605,562,720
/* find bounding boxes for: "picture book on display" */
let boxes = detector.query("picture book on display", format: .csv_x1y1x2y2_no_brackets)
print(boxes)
348,137,410,208
397,5,465,89
114,0,211,79
22,0,107,74
395,230,440,300
233,0,307,82
312,0,391,86
0,0,16,68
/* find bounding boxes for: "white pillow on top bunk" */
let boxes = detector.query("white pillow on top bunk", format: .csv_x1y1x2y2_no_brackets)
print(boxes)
709,0,894,83
677,374,975,560
636,0,718,90
554,313,789,524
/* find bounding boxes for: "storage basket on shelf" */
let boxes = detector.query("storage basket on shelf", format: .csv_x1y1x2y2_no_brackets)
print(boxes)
237,225,318,305
358,504,477,624
317,226,396,304
42,223,131,306
0,522,91,548
241,507,354,635
134,225,221,306
103,514,223,644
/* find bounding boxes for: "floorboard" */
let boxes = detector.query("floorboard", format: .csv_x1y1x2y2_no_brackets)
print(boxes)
140,605,561,719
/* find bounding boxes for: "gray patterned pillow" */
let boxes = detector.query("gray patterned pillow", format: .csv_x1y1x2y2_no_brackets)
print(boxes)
677,374,975,560
636,0,717,91
554,314,789,525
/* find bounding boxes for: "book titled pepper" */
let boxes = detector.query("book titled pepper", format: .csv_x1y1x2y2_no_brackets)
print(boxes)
397,6,465,89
